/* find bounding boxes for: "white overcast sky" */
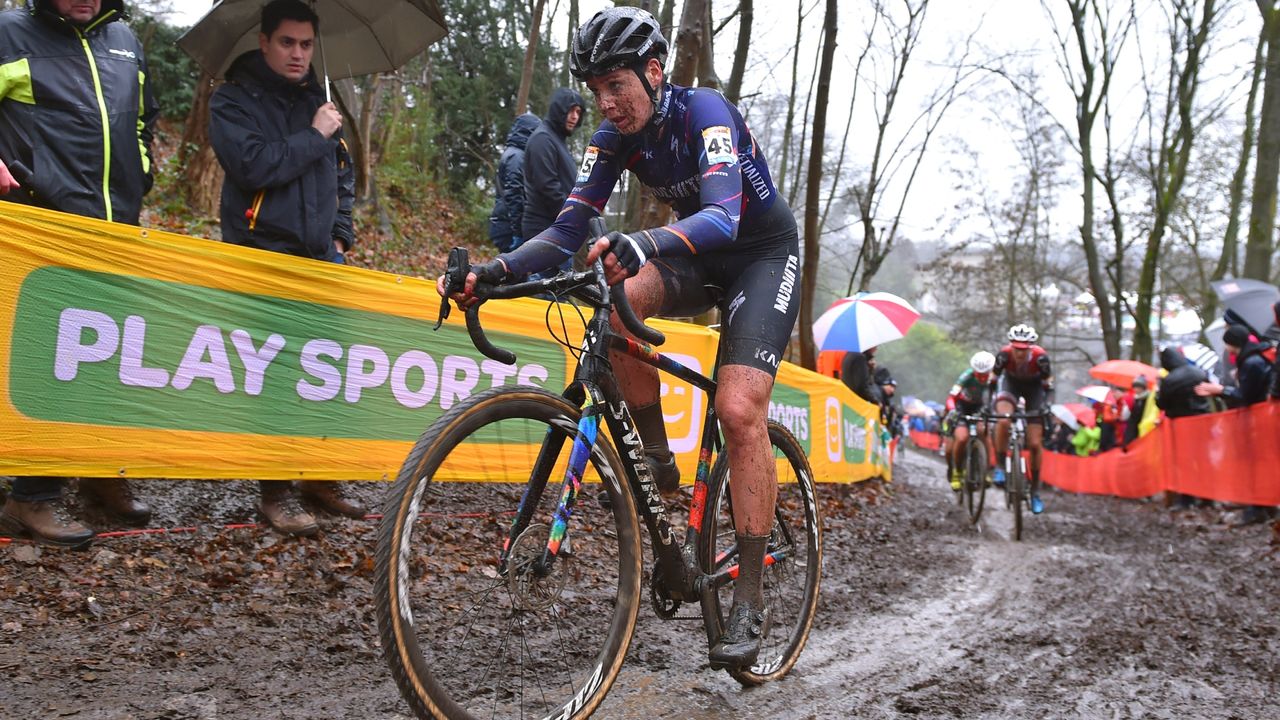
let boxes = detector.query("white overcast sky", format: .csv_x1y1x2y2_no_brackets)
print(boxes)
163,0,1261,244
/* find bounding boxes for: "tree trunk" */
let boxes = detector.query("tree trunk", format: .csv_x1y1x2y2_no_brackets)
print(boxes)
670,0,710,87
778,2,804,202
179,71,222,219
696,1,721,89
1245,5,1280,281
725,0,752,104
1132,0,1215,363
801,0,837,371
515,0,548,118
563,0,579,86
1205,24,1265,321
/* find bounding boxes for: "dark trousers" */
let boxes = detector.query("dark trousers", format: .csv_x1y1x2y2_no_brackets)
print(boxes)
10,476,65,502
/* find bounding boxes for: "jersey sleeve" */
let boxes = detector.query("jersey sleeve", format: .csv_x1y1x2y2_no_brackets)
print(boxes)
1035,350,1052,382
643,90,744,257
498,122,623,276
992,349,1009,378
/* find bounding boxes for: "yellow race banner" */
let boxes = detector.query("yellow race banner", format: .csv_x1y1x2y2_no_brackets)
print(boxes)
0,204,891,482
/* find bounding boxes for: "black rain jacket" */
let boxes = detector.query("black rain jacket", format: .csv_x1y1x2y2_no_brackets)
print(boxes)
211,50,354,261
521,88,584,239
488,113,539,251
0,0,157,223
1156,347,1211,418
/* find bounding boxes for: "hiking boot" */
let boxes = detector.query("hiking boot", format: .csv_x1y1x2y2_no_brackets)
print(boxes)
79,478,151,526
0,497,94,549
1030,494,1044,515
949,469,963,492
646,452,681,495
259,483,319,537
300,481,367,519
992,468,1006,488
708,601,771,670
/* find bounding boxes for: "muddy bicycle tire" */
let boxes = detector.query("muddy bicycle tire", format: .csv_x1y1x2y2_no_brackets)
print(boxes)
697,421,822,687
1010,435,1024,541
964,435,987,524
375,387,643,720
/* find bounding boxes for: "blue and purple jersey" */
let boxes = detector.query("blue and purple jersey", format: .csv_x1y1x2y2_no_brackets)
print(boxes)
499,83,782,275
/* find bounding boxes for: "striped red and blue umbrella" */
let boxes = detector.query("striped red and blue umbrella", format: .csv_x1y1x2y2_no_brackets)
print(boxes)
812,292,920,352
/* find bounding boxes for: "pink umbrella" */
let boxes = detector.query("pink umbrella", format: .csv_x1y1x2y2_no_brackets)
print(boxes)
812,292,920,352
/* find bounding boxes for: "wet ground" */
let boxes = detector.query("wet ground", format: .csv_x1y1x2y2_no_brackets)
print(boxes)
2,450,1278,719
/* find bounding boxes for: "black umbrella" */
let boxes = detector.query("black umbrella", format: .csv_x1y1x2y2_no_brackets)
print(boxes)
178,0,447,100
1210,278,1280,340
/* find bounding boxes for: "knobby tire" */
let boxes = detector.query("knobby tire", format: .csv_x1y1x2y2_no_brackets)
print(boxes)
697,421,822,687
374,387,643,720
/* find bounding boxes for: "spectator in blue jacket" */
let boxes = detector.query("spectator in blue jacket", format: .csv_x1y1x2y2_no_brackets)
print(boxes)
487,113,539,253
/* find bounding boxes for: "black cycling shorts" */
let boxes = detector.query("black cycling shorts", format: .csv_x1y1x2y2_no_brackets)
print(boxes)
649,199,800,376
995,375,1046,413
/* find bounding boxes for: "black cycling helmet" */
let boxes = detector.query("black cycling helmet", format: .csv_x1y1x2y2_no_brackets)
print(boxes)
570,6,669,121
569,7,668,81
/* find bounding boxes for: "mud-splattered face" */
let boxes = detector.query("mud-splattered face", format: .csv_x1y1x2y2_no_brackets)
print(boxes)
584,59,662,135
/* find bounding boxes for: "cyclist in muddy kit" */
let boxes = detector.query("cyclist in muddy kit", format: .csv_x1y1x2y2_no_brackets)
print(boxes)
438,6,799,669
944,351,996,491
990,324,1053,514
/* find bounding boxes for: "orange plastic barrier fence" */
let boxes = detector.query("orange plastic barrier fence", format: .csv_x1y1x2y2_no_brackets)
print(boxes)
1042,401,1280,505
909,429,942,451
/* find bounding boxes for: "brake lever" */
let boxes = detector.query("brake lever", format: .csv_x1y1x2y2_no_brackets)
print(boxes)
434,247,469,330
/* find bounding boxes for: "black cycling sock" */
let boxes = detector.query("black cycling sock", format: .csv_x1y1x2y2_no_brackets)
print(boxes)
732,533,769,609
631,401,673,461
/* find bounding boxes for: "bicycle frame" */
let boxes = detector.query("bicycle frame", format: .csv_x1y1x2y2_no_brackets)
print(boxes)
494,292,753,642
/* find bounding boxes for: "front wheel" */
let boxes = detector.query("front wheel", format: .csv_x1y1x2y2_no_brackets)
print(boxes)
1009,437,1024,541
374,387,643,720
698,421,822,686
964,436,987,524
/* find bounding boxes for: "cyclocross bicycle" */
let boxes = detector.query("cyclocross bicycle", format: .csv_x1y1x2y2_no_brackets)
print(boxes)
374,222,822,720
991,410,1042,541
958,413,988,524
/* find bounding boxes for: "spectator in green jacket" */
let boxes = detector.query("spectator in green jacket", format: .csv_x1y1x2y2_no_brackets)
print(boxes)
1071,424,1101,457
0,0,158,549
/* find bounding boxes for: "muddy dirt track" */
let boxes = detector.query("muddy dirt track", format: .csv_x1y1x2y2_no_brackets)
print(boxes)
3,449,1278,719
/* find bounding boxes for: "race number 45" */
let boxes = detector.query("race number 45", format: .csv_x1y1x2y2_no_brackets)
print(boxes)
701,126,736,165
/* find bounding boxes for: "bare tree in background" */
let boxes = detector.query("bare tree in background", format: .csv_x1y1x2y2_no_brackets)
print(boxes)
799,0,837,369
331,75,390,202
847,0,976,294
1202,20,1265,321
1245,0,1280,281
1131,0,1219,363
725,0,753,104
515,0,549,118
179,77,222,217
1039,0,1135,360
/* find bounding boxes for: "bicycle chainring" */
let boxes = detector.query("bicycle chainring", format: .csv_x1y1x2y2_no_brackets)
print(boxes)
649,570,681,619
507,523,569,612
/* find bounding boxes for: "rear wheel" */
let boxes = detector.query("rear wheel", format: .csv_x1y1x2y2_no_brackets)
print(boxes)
375,387,643,720
698,421,822,686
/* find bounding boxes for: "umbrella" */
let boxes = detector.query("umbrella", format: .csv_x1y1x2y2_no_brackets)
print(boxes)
1180,342,1220,380
1210,278,1279,338
1088,359,1159,390
177,0,447,89
1060,402,1097,428
1075,385,1113,404
812,292,920,352
1049,403,1081,431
